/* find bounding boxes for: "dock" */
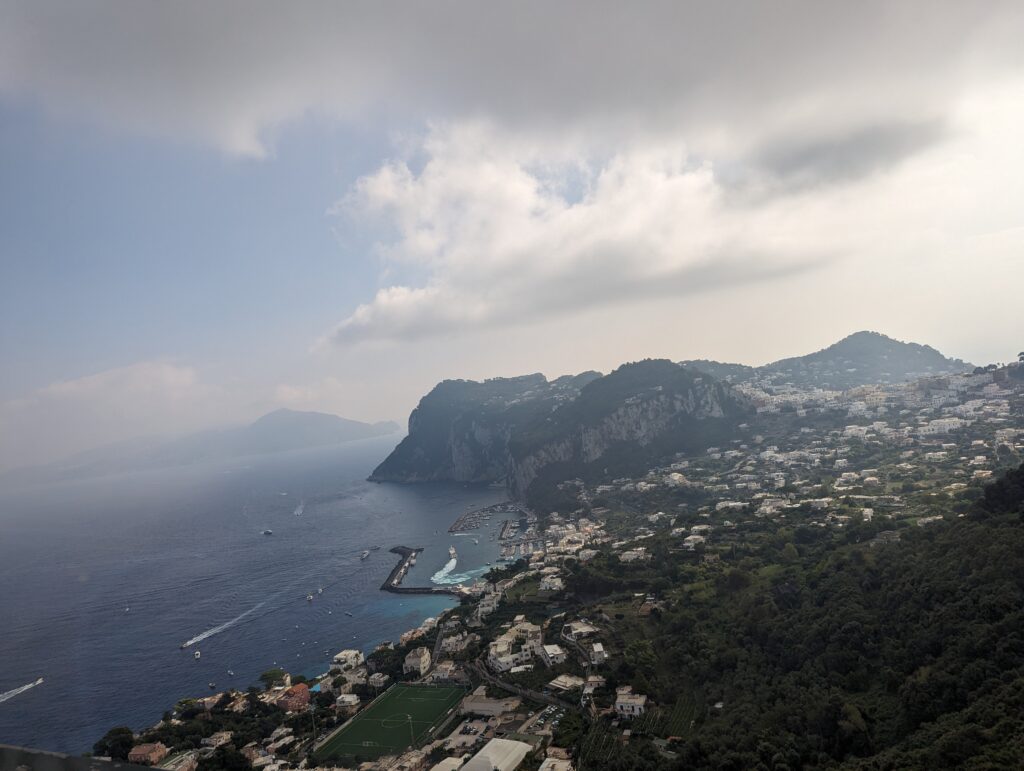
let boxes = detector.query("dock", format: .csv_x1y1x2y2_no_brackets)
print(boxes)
380,546,462,596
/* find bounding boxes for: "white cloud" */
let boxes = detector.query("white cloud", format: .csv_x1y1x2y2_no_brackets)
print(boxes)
324,124,836,345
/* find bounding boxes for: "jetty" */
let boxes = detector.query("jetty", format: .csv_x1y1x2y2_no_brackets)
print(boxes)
380,546,462,596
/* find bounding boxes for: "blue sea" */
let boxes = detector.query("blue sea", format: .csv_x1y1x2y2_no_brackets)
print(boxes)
0,435,505,752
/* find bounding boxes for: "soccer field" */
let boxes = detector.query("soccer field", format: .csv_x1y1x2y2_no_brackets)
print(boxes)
315,684,465,761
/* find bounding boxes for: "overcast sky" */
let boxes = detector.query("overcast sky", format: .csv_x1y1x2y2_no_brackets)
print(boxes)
2,1,1023,469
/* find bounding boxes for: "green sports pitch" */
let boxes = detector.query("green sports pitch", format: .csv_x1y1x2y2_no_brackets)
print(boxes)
315,684,465,761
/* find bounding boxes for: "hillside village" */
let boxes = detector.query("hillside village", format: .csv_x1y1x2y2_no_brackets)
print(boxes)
95,361,1024,771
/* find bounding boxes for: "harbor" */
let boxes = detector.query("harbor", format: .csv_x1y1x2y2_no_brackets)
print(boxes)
380,546,462,596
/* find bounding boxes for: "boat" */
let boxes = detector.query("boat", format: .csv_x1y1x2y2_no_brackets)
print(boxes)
361,550,370,560
262,529,273,535
227,670,234,676
473,538,479,545
345,611,354,617
317,587,323,594
194,651,201,660
449,545,457,559
370,545,381,551
306,594,314,602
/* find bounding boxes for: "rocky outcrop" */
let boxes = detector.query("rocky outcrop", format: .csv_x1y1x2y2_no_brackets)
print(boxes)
371,359,750,501
507,364,747,498
369,372,598,484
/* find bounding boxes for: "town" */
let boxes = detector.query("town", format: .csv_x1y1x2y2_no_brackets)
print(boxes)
94,364,1024,771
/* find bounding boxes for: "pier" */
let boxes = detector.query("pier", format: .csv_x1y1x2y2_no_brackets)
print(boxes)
380,546,462,596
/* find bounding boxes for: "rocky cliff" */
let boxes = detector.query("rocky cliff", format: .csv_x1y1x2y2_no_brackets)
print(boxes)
371,360,749,501
368,371,599,483
506,360,749,499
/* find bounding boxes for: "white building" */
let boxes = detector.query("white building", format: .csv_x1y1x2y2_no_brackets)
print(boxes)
462,738,533,771
403,647,432,677
614,686,648,718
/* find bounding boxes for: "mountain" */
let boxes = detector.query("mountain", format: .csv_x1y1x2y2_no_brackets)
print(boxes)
371,361,750,502
369,372,601,484
682,331,971,390
9,409,399,482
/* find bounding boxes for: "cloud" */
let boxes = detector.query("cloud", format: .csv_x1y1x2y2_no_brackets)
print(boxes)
0,2,1020,157
0,361,234,470
322,124,835,344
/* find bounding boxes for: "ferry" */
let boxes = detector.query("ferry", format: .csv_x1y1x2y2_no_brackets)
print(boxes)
449,545,457,559
361,550,370,560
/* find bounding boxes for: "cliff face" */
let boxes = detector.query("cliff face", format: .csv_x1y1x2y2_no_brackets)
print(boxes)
507,360,748,498
371,360,749,501
368,372,598,483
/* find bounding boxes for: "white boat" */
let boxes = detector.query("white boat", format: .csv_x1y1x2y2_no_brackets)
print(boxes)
194,651,201,660
449,545,457,559
306,594,314,602
262,529,273,535
361,550,370,560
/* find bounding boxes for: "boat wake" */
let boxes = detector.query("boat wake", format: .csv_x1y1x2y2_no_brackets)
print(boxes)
431,559,490,586
0,677,43,704
430,558,457,583
181,602,265,648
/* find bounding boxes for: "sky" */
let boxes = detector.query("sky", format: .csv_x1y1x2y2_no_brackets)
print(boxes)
1,1,1024,470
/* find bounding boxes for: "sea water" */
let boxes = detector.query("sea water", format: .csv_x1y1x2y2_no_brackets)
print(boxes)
0,435,505,752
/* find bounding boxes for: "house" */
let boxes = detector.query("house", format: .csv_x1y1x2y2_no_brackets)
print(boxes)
539,575,564,592
488,622,543,672
588,642,608,665
128,744,169,766
335,693,360,716
548,674,585,692
368,672,391,689
200,732,232,749
440,631,478,654
404,646,433,677
430,660,460,683
614,686,648,718
462,738,533,771
561,621,599,643
278,683,310,712
540,644,567,666
331,649,365,672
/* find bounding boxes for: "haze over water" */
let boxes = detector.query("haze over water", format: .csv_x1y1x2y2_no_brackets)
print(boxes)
0,435,504,752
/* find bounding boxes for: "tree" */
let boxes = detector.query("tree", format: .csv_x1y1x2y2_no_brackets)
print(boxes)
94,726,135,760
259,668,287,690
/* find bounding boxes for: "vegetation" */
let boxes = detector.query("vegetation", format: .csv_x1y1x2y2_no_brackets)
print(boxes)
553,463,1024,769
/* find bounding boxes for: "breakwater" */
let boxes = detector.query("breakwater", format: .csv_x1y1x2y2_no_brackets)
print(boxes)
380,546,461,596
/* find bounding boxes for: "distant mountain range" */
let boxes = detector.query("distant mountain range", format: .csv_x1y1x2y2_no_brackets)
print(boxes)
8,409,399,483
372,331,973,501
681,330,971,390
